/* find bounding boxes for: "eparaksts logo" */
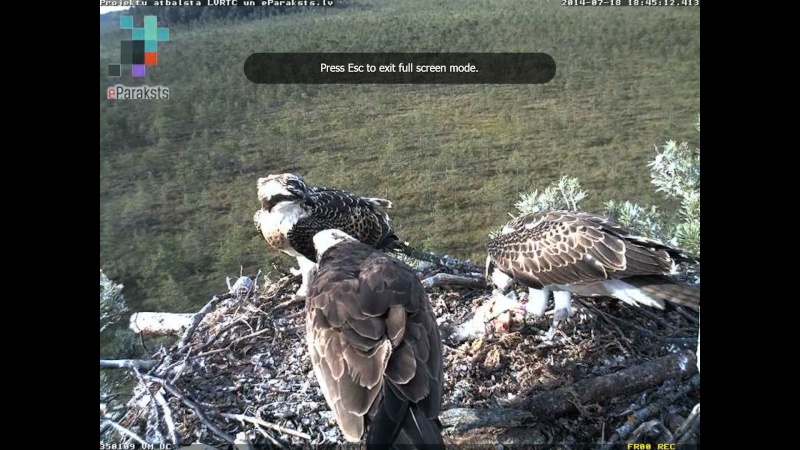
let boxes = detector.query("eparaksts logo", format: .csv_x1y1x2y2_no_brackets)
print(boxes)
107,84,170,100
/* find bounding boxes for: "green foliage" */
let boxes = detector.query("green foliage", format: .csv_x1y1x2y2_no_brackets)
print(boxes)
606,114,700,257
514,175,588,215
100,271,137,443
100,270,128,334
100,0,699,311
604,200,672,244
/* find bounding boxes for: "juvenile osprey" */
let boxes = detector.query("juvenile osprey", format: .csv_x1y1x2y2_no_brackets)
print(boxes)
486,210,700,334
253,173,399,296
306,229,445,449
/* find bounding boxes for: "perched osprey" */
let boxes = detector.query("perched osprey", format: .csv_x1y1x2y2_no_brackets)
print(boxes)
306,229,445,448
253,173,399,296
486,210,700,334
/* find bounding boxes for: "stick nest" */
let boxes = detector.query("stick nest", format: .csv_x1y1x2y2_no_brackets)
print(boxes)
112,267,700,449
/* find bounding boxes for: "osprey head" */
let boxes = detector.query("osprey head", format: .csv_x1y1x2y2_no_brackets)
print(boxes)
257,173,310,212
486,254,515,292
313,229,358,262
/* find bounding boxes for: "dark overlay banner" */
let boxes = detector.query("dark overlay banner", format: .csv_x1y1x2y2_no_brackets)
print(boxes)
243,53,557,84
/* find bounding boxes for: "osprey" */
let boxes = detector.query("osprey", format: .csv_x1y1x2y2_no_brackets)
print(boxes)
253,173,399,296
486,210,700,334
306,229,445,449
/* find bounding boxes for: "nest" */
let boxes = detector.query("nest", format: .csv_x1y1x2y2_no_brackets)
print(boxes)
109,268,700,449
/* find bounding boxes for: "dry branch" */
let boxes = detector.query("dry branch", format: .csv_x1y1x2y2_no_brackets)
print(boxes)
391,242,484,274
177,293,233,350
140,373,236,445
219,412,311,440
101,418,147,445
440,407,535,431
421,273,487,289
439,351,697,433
519,350,697,420
154,390,181,446
109,269,699,448
674,403,700,444
607,374,700,443
129,312,195,336
100,359,159,370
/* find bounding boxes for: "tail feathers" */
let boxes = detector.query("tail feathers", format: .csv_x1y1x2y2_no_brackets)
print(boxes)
366,385,444,450
393,407,445,449
623,275,700,308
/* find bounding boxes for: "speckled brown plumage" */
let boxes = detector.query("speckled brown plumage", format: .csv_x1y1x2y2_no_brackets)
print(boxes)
488,210,699,307
253,174,398,262
306,239,444,448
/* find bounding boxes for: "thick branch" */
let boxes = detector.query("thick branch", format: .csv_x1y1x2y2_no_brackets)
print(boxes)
100,359,159,370
421,273,487,289
390,242,483,274
440,408,535,431
440,351,697,433
519,350,697,419
129,312,194,336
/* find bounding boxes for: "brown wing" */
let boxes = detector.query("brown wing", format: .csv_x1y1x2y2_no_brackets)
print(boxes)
305,242,442,444
307,188,397,248
488,211,678,288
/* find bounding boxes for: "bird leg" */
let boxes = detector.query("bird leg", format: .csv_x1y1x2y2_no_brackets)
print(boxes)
547,291,573,339
524,287,550,317
553,290,573,323
294,257,318,297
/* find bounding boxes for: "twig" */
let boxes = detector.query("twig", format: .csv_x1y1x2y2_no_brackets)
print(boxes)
674,305,700,324
197,321,243,353
178,293,233,350
421,273,487,289
600,306,698,345
220,412,312,440
628,420,673,444
630,305,678,332
101,418,147,446
271,295,304,314
191,326,276,360
153,389,181,446
140,373,236,445
577,299,633,355
151,293,233,376
100,359,159,370
607,374,700,443
673,403,700,444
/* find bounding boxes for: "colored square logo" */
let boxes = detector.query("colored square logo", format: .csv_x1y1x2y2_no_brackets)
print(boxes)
120,40,133,64
119,16,133,29
108,64,121,77
132,65,146,77
113,15,169,78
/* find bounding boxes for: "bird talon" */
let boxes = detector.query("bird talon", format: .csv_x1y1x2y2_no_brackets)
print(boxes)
553,307,571,323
